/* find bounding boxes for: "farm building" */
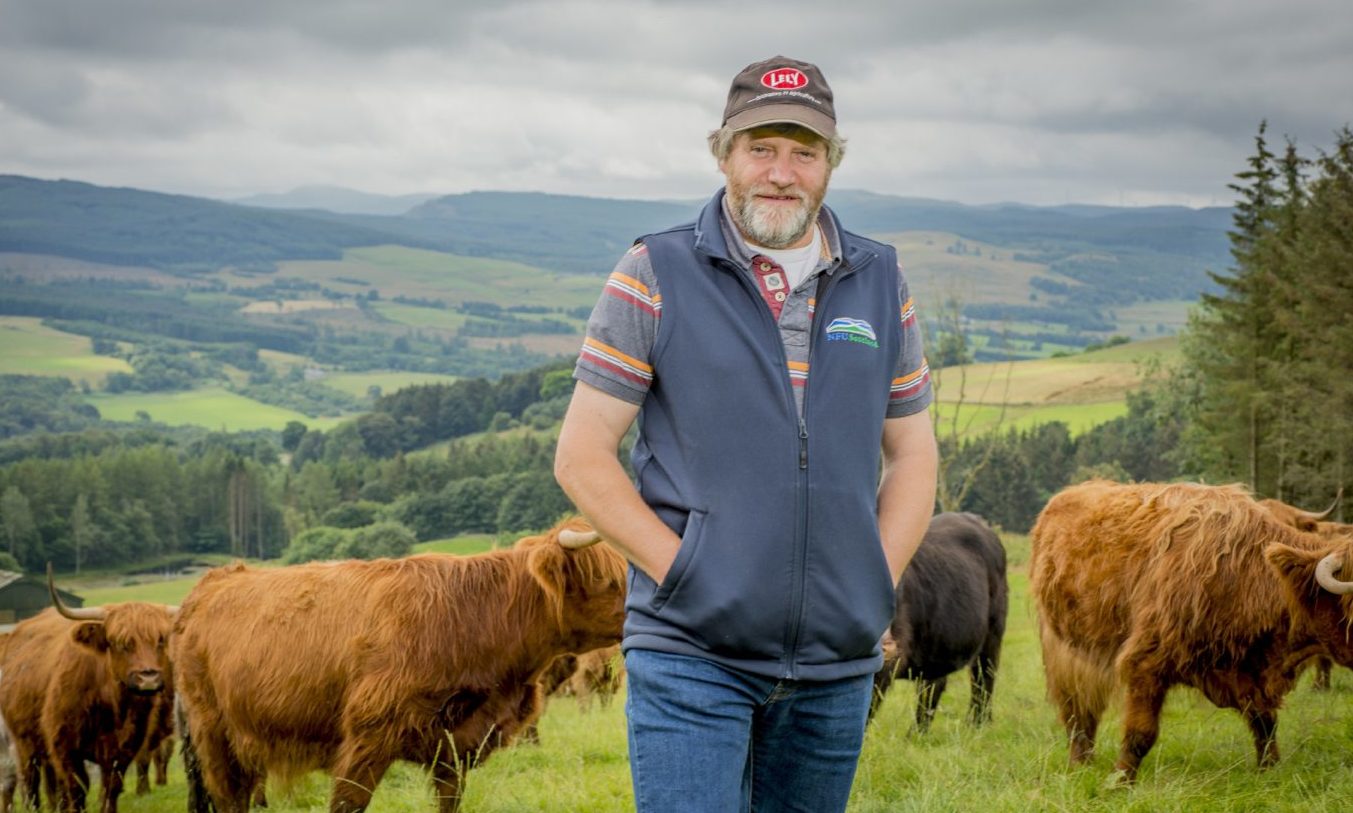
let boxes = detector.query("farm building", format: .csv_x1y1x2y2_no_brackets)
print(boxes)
0,570,83,625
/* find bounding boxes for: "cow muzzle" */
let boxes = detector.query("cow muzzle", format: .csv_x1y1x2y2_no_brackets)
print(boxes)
127,668,165,694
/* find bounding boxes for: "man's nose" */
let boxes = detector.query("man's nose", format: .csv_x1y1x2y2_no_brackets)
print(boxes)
766,154,797,186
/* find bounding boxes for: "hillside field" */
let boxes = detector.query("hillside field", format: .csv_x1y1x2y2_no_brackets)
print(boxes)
0,316,132,384
930,335,1179,436
317,370,461,398
278,245,602,311
86,387,345,432
50,527,1353,812
2,303,1179,438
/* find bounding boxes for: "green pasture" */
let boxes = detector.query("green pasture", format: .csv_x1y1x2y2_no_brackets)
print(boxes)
257,348,313,369
370,301,587,335
371,301,473,330
882,230,1058,307
0,316,132,384
414,534,500,556
49,528,1353,812
183,291,250,308
319,370,461,398
1063,334,1180,365
69,536,497,605
1110,300,1195,339
86,387,346,432
933,399,1130,438
928,336,1177,437
279,245,603,311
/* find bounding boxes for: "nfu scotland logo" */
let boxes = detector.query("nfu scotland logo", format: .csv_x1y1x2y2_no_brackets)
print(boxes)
825,317,879,348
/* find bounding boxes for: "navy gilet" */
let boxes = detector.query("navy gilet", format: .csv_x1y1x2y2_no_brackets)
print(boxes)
622,191,903,681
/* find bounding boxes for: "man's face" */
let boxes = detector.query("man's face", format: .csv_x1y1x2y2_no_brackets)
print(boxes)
719,127,831,250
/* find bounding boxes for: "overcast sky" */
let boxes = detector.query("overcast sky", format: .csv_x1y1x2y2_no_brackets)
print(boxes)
2,0,1349,207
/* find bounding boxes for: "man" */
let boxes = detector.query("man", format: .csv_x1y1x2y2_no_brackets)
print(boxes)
554,55,937,812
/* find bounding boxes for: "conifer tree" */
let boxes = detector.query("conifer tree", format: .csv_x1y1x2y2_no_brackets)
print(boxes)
1180,124,1352,507
1275,129,1353,510
1181,121,1282,488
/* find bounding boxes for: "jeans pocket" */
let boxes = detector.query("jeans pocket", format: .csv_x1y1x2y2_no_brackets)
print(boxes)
650,509,706,613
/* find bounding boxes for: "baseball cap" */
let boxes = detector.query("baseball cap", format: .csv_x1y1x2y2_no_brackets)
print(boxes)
722,56,837,140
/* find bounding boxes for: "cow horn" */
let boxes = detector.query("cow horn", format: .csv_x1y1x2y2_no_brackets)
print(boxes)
1299,490,1343,521
48,563,106,621
1314,554,1353,595
557,529,602,549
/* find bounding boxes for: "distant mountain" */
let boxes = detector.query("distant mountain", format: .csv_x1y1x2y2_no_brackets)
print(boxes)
233,185,440,216
0,175,1234,308
0,175,420,273
824,189,1232,258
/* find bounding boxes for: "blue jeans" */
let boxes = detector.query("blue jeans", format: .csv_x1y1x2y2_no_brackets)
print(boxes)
625,649,873,813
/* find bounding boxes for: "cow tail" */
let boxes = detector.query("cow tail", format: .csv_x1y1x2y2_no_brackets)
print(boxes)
1038,619,1115,735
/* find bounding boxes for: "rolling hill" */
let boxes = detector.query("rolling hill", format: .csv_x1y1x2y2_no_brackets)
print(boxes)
0,174,1224,434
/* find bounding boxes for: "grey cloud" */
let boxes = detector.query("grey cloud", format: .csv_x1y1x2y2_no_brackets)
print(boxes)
0,0,485,58
0,0,1349,206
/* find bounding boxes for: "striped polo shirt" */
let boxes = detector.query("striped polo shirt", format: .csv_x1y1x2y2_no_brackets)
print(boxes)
575,195,932,418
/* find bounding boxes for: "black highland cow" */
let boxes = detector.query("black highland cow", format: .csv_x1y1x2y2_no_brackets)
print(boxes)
871,512,1009,731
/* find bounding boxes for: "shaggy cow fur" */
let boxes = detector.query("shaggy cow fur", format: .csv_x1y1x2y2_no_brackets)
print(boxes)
870,512,1008,731
172,516,627,813
1031,479,1353,784
0,599,175,813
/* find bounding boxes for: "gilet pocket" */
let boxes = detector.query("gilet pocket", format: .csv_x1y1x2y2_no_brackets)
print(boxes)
650,508,706,613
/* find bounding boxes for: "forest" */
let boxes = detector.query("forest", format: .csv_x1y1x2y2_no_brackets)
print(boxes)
0,123,1348,574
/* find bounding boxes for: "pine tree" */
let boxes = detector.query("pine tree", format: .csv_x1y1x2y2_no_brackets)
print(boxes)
1182,122,1287,491
1180,124,1353,507
1276,128,1353,510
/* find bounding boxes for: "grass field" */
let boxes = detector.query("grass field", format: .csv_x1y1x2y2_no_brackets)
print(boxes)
319,370,461,398
370,301,474,330
0,316,132,384
63,332,1174,438
930,336,1178,437
884,230,1062,308
50,528,1353,813
86,387,346,432
278,245,604,312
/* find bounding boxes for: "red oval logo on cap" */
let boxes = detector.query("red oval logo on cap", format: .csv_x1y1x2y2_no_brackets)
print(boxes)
761,68,808,90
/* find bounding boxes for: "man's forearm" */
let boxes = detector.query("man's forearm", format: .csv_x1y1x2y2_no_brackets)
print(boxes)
876,413,939,584
553,387,681,584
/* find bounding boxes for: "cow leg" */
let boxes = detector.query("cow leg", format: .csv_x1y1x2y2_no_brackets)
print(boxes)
52,759,90,813
133,756,150,796
14,745,43,811
98,764,124,813
914,676,947,733
1244,708,1279,768
0,764,14,813
193,726,258,813
1113,677,1168,785
868,658,901,722
329,741,394,813
967,637,1001,726
155,739,172,786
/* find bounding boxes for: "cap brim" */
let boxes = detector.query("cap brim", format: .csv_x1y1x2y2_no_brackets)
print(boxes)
725,103,836,140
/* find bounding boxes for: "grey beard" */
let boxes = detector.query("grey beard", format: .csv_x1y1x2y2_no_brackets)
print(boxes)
734,196,815,249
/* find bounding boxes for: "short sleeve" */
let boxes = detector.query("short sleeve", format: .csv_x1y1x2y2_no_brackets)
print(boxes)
572,243,662,405
887,262,932,418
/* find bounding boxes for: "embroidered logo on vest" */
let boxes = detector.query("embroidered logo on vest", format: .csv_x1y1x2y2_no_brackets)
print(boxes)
824,317,878,348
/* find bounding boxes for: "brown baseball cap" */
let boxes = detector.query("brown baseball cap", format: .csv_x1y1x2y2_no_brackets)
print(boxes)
722,55,836,140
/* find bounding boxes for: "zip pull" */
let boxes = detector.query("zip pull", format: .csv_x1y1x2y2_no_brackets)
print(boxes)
799,418,809,469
